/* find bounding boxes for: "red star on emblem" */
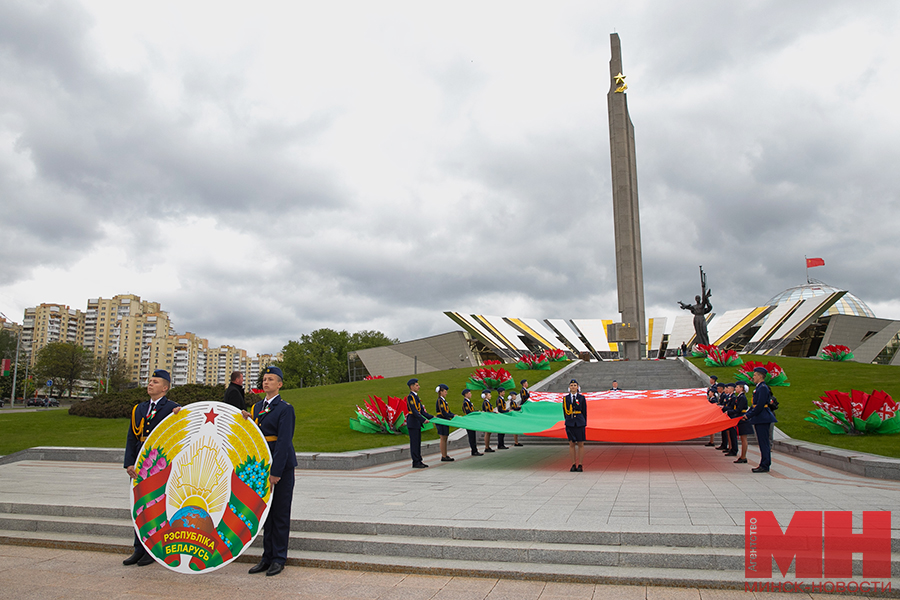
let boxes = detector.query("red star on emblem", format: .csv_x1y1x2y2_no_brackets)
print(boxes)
204,408,218,424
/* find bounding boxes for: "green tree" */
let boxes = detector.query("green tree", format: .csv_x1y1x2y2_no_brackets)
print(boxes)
92,354,132,393
280,328,397,388
33,342,92,398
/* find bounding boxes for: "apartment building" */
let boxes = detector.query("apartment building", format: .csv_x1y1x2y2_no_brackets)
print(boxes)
21,303,86,366
22,294,275,389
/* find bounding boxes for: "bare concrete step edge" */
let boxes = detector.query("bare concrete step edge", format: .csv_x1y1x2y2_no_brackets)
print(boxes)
3,527,899,577
6,506,900,553
2,533,897,596
0,506,748,549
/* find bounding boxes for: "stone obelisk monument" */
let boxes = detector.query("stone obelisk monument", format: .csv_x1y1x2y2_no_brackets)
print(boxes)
607,33,646,360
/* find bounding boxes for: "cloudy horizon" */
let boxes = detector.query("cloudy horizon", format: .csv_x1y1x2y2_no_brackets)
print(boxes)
2,1,898,356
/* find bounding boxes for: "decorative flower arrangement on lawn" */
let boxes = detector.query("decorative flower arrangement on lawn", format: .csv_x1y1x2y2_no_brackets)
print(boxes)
704,347,743,367
363,375,384,380
692,344,717,358
466,368,516,391
820,345,854,362
734,361,790,387
805,389,900,435
349,395,410,434
515,353,551,370
543,349,567,362
483,359,502,365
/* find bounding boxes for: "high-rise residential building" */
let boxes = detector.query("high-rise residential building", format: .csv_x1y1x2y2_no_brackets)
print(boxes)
248,353,278,387
21,294,275,389
171,332,208,387
21,303,86,366
204,345,248,387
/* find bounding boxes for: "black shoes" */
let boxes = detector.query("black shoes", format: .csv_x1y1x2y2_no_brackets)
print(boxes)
484,447,495,453
734,458,747,463
123,550,143,566
136,554,155,567
514,443,523,447
412,463,429,468
705,442,715,447
497,445,509,450
266,562,285,576
441,456,455,462
249,559,271,574
724,451,738,456
752,466,770,473
576,465,583,472
471,451,483,456
570,464,577,472
715,445,727,450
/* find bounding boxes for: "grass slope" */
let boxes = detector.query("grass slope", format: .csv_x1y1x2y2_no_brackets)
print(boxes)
689,355,900,458
0,362,569,456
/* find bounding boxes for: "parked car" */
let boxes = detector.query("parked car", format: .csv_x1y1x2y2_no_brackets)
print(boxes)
47,397,60,407
26,398,42,407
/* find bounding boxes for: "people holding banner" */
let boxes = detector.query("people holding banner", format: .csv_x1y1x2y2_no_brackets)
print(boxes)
563,379,587,472
481,390,495,453
123,369,180,567
244,365,296,576
435,384,455,462
461,389,482,456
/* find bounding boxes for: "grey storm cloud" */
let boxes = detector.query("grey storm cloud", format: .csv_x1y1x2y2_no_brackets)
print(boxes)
1,0,899,353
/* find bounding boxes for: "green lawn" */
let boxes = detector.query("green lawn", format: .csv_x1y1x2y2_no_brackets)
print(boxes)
0,362,570,456
689,355,900,458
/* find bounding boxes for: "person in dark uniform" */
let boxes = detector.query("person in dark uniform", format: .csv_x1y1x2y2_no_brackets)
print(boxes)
461,388,482,456
434,384,455,462
405,378,433,468
480,389,495,452
223,371,245,410
495,390,509,450
719,382,738,456
744,367,777,473
563,379,587,472
511,379,529,446
727,383,751,464
244,366,296,576
609,380,623,391
705,376,719,446
123,369,180,567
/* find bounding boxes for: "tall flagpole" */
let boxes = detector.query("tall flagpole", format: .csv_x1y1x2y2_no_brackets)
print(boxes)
805,255,810,284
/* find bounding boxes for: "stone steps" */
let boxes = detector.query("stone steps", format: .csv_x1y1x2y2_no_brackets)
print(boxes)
3,502,900,589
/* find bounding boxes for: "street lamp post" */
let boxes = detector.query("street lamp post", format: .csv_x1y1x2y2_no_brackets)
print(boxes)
10,329,20,406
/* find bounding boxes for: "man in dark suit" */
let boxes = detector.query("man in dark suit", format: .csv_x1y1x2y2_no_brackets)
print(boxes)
563,379,587,472
223,370,245,410
245,366,297,576
744,367,777,473
123,369,180,567
405,378,433,468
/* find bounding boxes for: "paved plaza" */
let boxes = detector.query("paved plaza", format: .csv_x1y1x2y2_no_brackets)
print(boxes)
1,439,899,598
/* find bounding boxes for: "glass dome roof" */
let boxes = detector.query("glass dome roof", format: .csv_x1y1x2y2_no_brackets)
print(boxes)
766,281,876,318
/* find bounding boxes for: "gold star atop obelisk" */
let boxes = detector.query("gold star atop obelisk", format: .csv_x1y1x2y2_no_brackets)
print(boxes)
614,72,627,93
614,72,626,85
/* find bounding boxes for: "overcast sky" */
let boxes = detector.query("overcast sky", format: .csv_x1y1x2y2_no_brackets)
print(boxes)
2,0,898,355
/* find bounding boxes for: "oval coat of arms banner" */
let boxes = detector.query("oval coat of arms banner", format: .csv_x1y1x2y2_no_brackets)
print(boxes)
130,401,273,573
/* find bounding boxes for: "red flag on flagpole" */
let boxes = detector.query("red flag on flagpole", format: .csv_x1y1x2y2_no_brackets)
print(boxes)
806,257,825,268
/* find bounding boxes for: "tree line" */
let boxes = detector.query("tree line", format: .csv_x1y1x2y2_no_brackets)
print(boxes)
271,328,397,389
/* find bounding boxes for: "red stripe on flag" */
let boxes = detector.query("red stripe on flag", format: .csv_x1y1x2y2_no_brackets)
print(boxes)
223,508,253,545
231,472,268,519
806,257,825,268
